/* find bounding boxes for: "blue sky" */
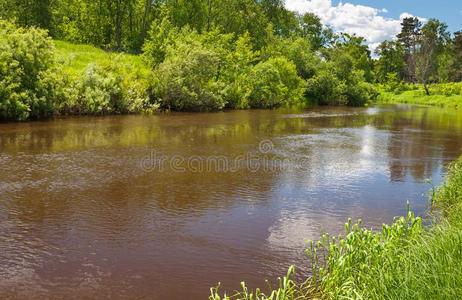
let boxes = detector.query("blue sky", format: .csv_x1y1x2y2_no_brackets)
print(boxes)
285,0,461,50
340,0,461,32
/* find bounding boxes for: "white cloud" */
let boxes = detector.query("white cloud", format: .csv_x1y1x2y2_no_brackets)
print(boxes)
285,0,425,51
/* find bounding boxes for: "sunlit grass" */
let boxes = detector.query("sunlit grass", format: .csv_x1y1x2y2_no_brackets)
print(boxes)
376,85,462,108
54,40,150,78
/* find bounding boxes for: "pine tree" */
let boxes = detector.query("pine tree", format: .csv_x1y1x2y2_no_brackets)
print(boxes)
397,17,422,82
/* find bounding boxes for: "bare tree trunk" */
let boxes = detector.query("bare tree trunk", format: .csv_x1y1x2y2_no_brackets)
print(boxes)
423,81,430,96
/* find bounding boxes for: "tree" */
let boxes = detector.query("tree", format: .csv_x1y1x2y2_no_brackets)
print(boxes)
415,19,450,94
374,41,405,83
333,33,374,82
260,0,298,37
0,0,52,30
262,36,319,80
397,17,422,82
450,31,462,82
222,32,260,109
298,12,333,50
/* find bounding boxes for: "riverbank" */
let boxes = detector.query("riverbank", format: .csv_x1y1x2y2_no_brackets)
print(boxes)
211,151,462,298
1,21,378,122
376,84,462,108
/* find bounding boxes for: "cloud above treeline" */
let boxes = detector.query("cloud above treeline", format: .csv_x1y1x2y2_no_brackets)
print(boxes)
285,0,425,51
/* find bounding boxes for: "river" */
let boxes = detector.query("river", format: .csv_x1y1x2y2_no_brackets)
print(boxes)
1,105,462,299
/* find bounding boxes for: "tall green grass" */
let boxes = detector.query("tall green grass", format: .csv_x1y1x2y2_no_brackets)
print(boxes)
211,157,462,299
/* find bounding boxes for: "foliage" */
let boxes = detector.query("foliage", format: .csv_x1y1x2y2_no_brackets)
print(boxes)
433,158,462,215
377,90,462,108
58,61,151,115
246,57,306,109
297,12,333,50
374,41,405,83
262,36,320,80
310,210,423,299
432,82,462,96
221,32,260,109
151,33,225,111
0,23,154,122
142,17,179,67
305,69,345,106
209,266,315,300
450,31,462,82
415,19,451,95
148,29,307,111
3,1,462,118
305,55,377,107
376,83,462,107
54,40,153,115
0,21,56,121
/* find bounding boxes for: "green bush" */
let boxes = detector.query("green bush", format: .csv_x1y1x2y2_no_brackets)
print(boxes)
75,63,124,114
247,57,306,109
432,82,462,96
152,37,225,111
382,73,409,94
306,67,377,106
58,59,153,115
305,69,346,105
263,36,320,80
0,21,57,121
344,71,379,106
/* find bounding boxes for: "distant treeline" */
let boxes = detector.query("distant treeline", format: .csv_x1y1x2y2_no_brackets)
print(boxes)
0,0,461,120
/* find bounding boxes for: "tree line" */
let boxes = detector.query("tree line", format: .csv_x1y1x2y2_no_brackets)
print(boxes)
376,17,462,94
0,0,461,121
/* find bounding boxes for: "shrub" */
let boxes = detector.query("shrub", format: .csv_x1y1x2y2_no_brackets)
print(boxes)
344,71,379,106
306,67,377,106
433,82,462,96
152,37,225,111
0,21,57,121
247,57,306,109
263,36,320,80
382,73,408,94
305,70,346,105
58,59,152,115
76,63,124,114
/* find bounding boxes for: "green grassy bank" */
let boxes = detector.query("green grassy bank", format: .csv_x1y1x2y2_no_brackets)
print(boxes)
54,40,150,79
211,157,462,299
376,83,462,108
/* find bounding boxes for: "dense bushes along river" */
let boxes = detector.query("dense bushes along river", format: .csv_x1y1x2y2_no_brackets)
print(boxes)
3,19,462,122
0,20,378,121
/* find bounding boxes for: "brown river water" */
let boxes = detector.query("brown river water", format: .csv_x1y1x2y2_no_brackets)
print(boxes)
1,105,462,299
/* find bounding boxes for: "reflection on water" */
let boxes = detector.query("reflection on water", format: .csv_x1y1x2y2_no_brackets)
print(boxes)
1,105,462,299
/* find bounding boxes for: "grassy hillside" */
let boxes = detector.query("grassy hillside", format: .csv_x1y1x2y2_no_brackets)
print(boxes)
54,40,150,79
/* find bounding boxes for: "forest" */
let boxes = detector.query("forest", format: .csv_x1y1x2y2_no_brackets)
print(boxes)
1,0,461,121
